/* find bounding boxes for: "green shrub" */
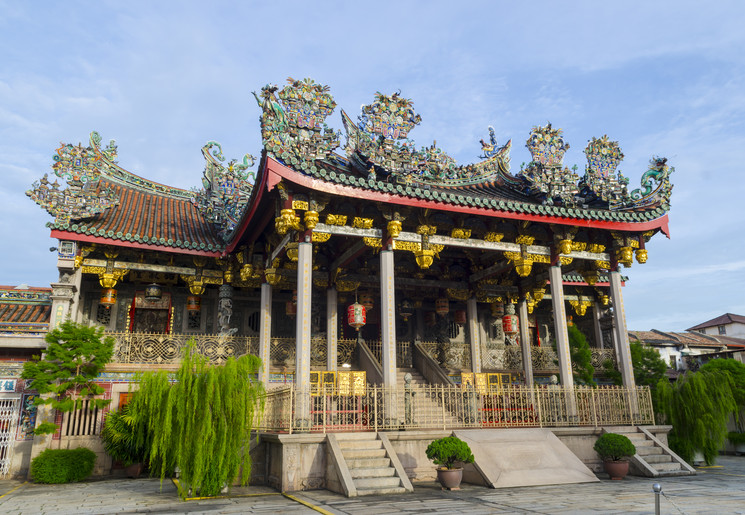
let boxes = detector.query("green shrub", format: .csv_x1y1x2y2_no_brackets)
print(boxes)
425,436,474,469
30,448,97,483
593,433,636,462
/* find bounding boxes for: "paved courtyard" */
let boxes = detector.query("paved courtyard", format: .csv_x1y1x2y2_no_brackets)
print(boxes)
1,455,744,514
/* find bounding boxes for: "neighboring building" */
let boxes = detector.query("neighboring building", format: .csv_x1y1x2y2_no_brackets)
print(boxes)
2,78,683,484
628,329,745,372
687,313,745,338
0,285,50,361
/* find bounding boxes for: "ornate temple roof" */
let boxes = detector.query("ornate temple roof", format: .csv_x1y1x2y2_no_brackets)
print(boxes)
0,286,51,334
28,78,674,255
27,133,239,255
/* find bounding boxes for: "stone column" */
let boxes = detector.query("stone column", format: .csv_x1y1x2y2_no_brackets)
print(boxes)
295,240,313,428
326,287,338,371
259,282,272,385
467,298,481,373
49,282,76,329
549,265,573,388
380,247,398,424
217,284,235,335
593,301,604,350
609,271,636,389
518,299,534,386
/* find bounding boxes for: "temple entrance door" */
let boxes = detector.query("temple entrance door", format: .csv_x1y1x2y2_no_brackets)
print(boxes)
129,292,172,334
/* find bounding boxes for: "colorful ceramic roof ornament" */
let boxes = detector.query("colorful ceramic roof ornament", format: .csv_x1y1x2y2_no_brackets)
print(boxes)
192,142,256,241
254,77,340,172
578,135,630,208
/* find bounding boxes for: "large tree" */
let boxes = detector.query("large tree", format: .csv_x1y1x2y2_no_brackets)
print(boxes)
21,320,114,434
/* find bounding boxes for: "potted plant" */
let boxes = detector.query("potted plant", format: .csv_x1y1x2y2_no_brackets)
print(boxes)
425,436,475,490
593,432,636,480
101,403,147,478
727,431,745,455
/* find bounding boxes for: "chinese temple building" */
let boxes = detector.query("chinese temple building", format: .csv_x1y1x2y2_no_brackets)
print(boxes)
12,78,689,488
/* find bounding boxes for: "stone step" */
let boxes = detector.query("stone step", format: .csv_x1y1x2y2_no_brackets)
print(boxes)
346,457,391,469
350,467,396,479
335,432,379,441
636,446,664,456
343,448,387,459
354,476,402,489
356,486,408,496
643,454,673,464
338,439,382,450
653,462,683,472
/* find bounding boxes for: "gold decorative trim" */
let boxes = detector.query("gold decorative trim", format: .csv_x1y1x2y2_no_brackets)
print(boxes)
292,200,309,210
325,214,347,226
311,232,331,243
363,237,382,248
415,224,437,236
352,217,373,229
450,228,471,239
515,235,535,245
484,232,504,242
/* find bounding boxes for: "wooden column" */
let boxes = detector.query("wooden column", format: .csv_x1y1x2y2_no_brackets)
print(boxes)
467,297,481,373
609,271,636,389
326,287,338,371
549,265,573,388
518,298,534,386
259,282,272,385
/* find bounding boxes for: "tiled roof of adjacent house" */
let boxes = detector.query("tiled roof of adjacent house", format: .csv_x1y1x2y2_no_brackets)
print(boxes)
0,286,51,333
628,329,745,349
686,313,745,331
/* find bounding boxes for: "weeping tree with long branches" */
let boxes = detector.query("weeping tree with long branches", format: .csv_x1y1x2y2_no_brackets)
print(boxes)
128,343,264,497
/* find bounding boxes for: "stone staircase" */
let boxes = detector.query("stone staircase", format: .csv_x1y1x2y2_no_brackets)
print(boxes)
608,427,696,477
331,432,413,496
396,368,461,427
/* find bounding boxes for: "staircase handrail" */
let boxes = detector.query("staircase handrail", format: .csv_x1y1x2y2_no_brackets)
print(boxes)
357,338,384,385
412,341,455,386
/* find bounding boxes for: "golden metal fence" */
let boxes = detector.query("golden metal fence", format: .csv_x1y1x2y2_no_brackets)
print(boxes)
254,384,654,433
110,332,259,364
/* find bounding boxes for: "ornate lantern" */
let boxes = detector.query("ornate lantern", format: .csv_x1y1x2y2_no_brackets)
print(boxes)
491,302,504,318
144,283,162,301
347,302,366,331
186,295,201,313
399,299,414,322
454,309,467,325
100,288,117,308
435,297,449,316
360,292,374,311
424,311,436,327
502,303,519,336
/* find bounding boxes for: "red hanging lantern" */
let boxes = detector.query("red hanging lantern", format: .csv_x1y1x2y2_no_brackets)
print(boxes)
424,311,436,327
186,295,201,313
100,288,117,308
359,292,374,311
454,309,467,325
347,302,366,331
435,297,449,316
502,303,519,336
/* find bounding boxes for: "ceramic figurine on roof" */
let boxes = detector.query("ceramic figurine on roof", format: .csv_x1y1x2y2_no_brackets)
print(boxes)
627,156,674,210
518,123,580,206
254,77,340,171
26,136,119,224
578,135,630,208
342,91,512,186
192,142,256,241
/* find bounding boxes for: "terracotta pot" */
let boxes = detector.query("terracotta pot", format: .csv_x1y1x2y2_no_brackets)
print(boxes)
603,460,629,480
436,467,463,489
125,462,144,479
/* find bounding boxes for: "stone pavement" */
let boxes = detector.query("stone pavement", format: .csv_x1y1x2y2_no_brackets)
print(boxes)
1,455,744,514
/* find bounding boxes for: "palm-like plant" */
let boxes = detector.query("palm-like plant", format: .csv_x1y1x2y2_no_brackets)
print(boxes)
101,403,147,466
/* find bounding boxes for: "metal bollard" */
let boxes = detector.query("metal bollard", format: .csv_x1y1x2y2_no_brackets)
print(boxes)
653,483,662,515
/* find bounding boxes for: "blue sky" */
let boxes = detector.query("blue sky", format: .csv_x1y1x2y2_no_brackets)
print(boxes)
2,1,744,331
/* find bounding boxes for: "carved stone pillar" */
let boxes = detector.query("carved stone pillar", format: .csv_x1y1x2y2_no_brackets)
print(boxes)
609,271,636,389
326,287,337,371
295,240,313,427
593,301,604,350
259,282,272,385
549,265,573,388
49,281,76,329
518,299,534,386
467,298,481,373
217,284,235,335
380,248,398,424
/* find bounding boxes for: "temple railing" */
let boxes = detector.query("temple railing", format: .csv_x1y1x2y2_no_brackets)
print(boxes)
254,384,654,433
